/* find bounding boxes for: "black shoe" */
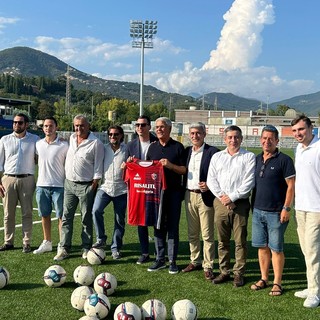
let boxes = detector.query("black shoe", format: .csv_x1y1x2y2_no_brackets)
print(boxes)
212,273,231,284
22,244,31,253
169,261,179,274
136,254,150,265
233,274,245,287
148,260,166,272
0,243,14,251
92,241,106,249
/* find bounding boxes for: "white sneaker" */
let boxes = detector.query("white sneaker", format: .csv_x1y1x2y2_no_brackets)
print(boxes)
33,240,52,254
82,249,89,259
303,295,320,308
53,248,69,261
294,289,309,299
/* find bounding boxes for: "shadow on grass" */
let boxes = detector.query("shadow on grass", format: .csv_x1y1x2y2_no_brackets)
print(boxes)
6,282,43,290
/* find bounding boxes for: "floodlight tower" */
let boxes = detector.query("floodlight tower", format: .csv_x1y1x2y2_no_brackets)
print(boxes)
130,20,157,116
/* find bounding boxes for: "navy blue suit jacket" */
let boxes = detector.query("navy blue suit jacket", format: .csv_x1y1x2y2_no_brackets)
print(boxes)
184,143,219,207
127,133,158,158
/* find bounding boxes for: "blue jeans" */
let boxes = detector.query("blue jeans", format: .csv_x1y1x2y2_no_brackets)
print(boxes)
92,190,127,252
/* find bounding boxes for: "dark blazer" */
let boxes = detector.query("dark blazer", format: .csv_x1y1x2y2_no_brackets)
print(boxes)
184,143,220,207
127,133,158,158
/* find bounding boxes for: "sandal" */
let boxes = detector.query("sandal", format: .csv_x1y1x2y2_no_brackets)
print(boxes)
251,279,268,291
269,283,283,296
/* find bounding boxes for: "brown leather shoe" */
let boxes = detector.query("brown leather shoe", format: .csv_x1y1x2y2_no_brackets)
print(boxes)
204,269,215,280
212,273,230,284
182,263,202,273
233,274,245,287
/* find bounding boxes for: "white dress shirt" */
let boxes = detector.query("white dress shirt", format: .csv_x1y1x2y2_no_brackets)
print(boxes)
0,131,39,175
207,147,256,202
65,132,104,182
187,144,204,190
100,143,128,197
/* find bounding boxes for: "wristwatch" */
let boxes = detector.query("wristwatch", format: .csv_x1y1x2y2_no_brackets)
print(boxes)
282,206,291,212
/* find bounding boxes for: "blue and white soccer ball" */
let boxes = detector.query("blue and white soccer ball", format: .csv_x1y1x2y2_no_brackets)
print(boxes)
0,266,10,289
113,302,141,320
141,299,167,320
73,265,95,286
171,299,197,320
84,293,111,319
71,285,95,311
94,272,117,296
43,265,67,288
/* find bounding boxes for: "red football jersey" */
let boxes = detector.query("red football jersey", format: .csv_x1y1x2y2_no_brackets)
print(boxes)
124,160,166,228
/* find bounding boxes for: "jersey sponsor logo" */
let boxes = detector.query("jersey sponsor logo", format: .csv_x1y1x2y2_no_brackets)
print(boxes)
134,183,156,189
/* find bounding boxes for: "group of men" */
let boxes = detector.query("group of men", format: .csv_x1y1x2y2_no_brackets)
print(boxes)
0,113,319,309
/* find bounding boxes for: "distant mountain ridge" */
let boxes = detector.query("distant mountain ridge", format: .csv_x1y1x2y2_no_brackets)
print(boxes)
0,46,319,115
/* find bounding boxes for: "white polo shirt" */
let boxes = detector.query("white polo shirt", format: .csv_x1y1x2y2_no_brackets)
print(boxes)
36,136,69,187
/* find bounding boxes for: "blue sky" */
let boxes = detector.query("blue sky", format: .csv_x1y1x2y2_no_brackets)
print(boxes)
0,0,319,103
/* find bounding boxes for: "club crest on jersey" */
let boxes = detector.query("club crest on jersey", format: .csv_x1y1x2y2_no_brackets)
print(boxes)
151,173,157,180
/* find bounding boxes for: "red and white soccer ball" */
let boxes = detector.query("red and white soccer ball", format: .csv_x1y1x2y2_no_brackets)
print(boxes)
73,265,95,286
87,248,106,265
84,293,111,319
141,299,167,320
171,299,197,320
113,302,141,320
94,272,117,296
70,285,95,311
0,266,10,289
43,265,67,288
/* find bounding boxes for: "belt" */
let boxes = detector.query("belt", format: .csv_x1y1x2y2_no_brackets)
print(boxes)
188,189,201,193
73,180,93,185
6,174,33,178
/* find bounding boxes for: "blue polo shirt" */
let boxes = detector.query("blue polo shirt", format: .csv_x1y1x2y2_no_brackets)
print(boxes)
253,150,295,212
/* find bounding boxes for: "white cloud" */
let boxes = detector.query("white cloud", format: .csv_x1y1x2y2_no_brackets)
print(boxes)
0,16,20,33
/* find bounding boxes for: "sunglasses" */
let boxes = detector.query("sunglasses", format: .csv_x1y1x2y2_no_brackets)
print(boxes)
259,164,266,178
13,121,24,125
135,123,148,127
108,133,119,137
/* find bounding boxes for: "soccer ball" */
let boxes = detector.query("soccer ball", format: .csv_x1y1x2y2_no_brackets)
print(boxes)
84,293,111,319
113,302,141,320
70,285,95,311
79,316,99,320
94,272,117,296
43,265,67,287
171,299,197,320
0,266,10,289
87,248,106,265
73,265,95,286
141,299,167,320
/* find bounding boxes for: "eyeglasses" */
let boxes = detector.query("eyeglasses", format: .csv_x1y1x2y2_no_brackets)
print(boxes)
135,123,148,127
259,164,266,178
108,133,119,137
13,121,24,125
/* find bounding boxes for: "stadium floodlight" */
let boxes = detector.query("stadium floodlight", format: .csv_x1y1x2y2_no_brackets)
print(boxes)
130,20,157,115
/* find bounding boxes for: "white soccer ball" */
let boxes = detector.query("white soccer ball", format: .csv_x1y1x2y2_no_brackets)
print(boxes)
71,285,95,311
113,302,141,320
43,265,67,288
171,299,197,320
78,316,99,320
84,293,111,319
0,266,10,289
87,248,106,265
141,299,167,320
73,265,95,286
94,272,117,296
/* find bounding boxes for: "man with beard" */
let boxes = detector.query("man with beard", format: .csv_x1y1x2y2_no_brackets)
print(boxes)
0,113,40,253
92,125,128,260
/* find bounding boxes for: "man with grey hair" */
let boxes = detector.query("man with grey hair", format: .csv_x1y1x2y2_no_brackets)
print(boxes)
146,117,186,274
182,122,219,281
54,115,104,261
207,125,255,287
